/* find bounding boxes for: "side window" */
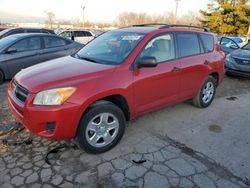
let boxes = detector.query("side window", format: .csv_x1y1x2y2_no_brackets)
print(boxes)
59,31,71,38
10,37,41,52
176,33,200,58
200,34,214,53
84,31,92,37
138,34,175,63
74,31,85,37
44,36,66,48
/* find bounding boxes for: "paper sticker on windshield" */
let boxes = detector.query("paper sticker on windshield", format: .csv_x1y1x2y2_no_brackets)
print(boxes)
122,35,142,41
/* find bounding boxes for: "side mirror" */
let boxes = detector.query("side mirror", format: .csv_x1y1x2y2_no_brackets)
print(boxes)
137,56,157,69
6,47,17,54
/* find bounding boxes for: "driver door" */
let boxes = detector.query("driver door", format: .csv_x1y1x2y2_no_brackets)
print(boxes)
4,36,42,77
132,33,181,115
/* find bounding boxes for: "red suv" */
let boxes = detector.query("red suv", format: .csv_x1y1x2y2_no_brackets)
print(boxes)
7,24,225,153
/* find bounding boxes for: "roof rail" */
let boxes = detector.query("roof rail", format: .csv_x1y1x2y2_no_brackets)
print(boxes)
132,23,166,27
129,23,210,32
160,24,210,32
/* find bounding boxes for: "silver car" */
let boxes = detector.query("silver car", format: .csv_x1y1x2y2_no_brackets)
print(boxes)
225,42,250,78
0,33,83,84
58,29,103,44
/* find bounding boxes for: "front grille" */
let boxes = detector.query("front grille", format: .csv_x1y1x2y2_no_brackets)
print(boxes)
233,57,250,66
12,81,29,103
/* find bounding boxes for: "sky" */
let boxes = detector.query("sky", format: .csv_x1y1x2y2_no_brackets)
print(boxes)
0,0,209,23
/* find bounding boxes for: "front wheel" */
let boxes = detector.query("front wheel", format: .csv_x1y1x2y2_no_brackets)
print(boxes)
76,101,126,153
193,76,217,108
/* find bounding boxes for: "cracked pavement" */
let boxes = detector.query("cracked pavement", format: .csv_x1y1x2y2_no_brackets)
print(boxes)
1,76,250,188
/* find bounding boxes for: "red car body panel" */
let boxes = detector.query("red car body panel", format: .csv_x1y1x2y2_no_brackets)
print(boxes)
7,27,225,139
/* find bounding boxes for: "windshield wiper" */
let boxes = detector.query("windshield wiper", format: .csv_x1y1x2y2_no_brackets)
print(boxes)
74,54,97,63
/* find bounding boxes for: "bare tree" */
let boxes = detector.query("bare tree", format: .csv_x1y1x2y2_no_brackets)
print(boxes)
115,12,152,27
115,11,181,27
44,11,55,29
179,11,201,25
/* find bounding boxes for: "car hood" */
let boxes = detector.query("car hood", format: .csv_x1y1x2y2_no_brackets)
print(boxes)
231,49,250,59
15,55,116,93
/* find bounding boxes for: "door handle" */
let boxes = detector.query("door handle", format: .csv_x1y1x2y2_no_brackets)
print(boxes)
204,60,210,65
171,67,181,72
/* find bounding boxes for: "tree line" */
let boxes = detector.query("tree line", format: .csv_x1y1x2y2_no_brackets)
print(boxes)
44,0,250,36
200,0,250,35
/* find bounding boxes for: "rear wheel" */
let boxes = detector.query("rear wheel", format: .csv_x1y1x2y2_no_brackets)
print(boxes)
0,70,4,85
76,101,126,153
193,76,217,108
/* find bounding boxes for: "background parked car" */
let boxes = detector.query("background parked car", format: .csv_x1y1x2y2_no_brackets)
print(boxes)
219,37,248,55
0,27,55,40
0,27,8,32
0,33,83,84
225,42,250,78
58,29,103,44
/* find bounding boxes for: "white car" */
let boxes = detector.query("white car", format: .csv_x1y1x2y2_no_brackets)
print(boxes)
58,29,103,44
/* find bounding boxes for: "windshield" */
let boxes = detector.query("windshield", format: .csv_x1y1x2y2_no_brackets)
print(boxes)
0,35,19,51
229,37,242,43
242,43,250,50
75,31,145,65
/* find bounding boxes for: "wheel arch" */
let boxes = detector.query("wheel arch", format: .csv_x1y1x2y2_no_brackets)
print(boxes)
79,93,131,124
209,72,219,86
74,93,130,138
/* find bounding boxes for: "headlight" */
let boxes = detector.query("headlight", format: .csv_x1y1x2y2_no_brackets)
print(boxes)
225,54,231,61
33,87,76,105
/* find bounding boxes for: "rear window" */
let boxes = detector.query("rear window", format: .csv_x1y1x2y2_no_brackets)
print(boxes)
200,34,214,53
176,33,200,58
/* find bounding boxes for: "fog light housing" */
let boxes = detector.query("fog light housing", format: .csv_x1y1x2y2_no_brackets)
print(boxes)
46,122,56,134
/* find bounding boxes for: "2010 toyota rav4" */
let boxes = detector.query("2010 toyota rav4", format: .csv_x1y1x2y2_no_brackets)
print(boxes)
7,24,225,153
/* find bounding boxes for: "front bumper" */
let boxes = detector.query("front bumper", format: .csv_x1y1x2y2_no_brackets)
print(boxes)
7,83,82,139
225,67,250,78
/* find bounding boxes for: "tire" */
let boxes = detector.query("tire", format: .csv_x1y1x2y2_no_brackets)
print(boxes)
76,101,126,153
192,76,217,108
0,70,4,85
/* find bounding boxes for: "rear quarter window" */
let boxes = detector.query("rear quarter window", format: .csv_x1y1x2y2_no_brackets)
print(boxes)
176,33,200,58
84,31,92,37
200,34,214,53
44,36,66,48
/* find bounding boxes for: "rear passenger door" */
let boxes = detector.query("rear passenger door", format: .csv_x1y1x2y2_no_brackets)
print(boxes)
39,36,72,62
176,32,208,99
